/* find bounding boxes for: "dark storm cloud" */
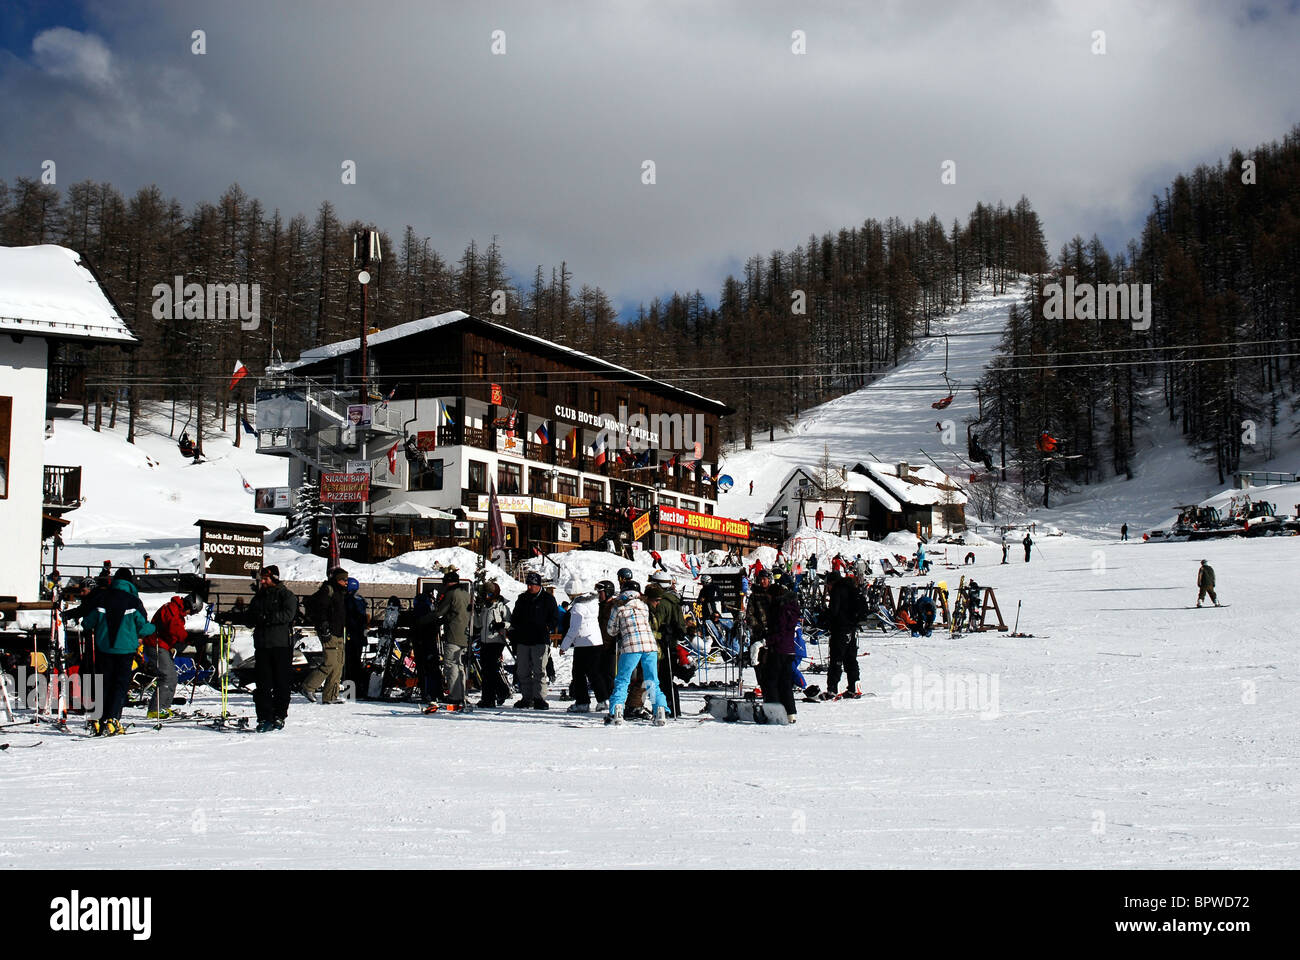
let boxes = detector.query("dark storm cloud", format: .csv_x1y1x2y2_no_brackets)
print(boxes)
1,0,1297,303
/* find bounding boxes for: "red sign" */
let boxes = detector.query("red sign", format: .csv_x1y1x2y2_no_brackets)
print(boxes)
657,505,750,540
416,430,438,451
320,472,371,504
490,383,503,405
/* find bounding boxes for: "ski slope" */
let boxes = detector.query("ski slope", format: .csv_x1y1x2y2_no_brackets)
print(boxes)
718,285,1024,524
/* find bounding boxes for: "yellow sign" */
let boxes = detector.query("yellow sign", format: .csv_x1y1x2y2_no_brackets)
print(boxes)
632,511,651,541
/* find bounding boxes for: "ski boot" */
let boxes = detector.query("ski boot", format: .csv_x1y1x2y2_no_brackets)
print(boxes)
146,709,174,720
653,706,667,727
606,705,624,726
566,702,590,713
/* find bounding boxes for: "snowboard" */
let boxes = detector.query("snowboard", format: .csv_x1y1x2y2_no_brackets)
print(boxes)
704,696,792,725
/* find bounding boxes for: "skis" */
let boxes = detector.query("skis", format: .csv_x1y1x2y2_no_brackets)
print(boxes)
1,741,43,750
949,576,967,637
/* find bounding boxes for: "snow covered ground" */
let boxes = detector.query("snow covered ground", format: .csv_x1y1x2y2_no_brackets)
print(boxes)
2,534,1295,869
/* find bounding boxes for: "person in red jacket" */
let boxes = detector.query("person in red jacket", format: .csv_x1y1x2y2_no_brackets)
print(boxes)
145,594,198,718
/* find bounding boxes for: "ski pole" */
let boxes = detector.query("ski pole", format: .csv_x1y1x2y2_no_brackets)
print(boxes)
1012,600,1022,635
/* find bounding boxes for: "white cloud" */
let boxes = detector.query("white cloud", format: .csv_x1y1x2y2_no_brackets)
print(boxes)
31,27,116,88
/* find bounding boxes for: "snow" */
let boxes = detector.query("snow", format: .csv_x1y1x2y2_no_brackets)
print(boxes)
0,244,135,344
274,310,468,371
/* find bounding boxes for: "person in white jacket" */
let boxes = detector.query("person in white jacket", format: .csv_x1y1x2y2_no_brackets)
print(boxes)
560,582,611,713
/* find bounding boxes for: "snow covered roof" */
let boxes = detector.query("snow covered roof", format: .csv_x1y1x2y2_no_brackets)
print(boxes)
771,464,903,513
272,309,726,411
853,461,967,507
0,245,135,344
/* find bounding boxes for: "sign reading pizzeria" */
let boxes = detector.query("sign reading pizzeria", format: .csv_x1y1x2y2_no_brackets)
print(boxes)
656,505,750,540
320,472,371,503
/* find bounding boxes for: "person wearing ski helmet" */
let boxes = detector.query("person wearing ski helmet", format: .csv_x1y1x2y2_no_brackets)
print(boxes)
144,592,201,718
343,577,368,699
1196,559,1218,607
509,571,559,708
79,568,156,735
302,567,350,704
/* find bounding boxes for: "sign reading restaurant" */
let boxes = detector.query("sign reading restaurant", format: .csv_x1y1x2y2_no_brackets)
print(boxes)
657,504,750,540
321,472,370,503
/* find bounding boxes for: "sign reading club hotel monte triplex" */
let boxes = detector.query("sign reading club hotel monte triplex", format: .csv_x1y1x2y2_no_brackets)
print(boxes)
657,505,749,539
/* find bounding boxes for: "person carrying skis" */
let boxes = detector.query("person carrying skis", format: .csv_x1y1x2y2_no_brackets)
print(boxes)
79,568,156,736
144,593,199,718
226,565,299,732
427,570,471,710
1196,560,1219,607
560,581,610,713
302,567,349,704
510,571,559,708
824,571,861,699
605,581,668,726
475,581,512,708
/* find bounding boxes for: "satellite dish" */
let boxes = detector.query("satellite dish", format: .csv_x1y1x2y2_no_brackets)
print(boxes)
717,474,734,493
358,270,371,285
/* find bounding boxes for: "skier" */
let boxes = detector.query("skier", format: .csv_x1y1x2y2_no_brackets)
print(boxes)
344,578,368,699
1196,560,1219,607
509,572,559,708
815,507,824,530
432,570,471,710
595,579,621,697
410,584,444,702
226,565,299,732
749,480,753,496
560,581,610,713
647,570,686,718
144,593,199,719
301,567,349,704
915,539,928,574
79,568,156,736
761,572,801,723
649,549,666,572
824,571,860,699
1022,533,1033,562
605,581,668,726
475,581,512,708
745,569,775,686
1120,523,1129,541
1000,529,1009,564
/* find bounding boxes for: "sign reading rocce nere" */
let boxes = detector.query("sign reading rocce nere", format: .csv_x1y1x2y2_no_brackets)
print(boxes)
195,519,267,576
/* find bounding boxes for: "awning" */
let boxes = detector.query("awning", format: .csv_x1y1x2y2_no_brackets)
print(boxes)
460,510,518,525
372,500,456,520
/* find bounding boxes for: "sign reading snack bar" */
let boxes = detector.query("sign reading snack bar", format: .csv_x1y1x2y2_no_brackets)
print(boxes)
195,519,267,577
321,472,371,504
656,505,750,540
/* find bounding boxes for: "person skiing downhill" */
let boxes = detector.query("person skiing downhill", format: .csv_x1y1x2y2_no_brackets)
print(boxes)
1196,560,1219,607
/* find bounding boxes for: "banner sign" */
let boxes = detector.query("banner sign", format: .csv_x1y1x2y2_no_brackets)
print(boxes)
531,497,566,520
416,430,438,451
568,506,589,519
254,487,292,512
632,511,652,541
346,404,372,428
557,521,572,542
195,519,266,576
321,472,371,503
490,383,503,405
345,460,372,477
657,505,750,540
497,433,522,455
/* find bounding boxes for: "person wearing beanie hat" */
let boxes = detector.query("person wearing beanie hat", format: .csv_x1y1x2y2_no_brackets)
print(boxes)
509,570,559,708
302,566,350,704
78,567,156,734
222,566,300,731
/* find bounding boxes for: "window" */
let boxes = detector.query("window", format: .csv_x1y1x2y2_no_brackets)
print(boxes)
630,488,651,512
616,396,629,415
659,495,676,507
567,384,578,406
0,396,10,499
536,363,548,398
588,387,601,412
410,458,444,491
584,479,605,503
497,462,522,495
680,499,697,512
472,352,486,379
555,473,578,498
468,460,488,493
529,468,551,497
705,424,714,449
510,362,522,391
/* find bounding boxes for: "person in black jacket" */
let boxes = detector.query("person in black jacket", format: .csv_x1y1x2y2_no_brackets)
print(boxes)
225,565,299,732
302,567,349,704
509,572,559,708
824,572,861,699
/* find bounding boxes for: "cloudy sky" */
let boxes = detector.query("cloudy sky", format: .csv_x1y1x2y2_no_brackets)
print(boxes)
2,0,1299,313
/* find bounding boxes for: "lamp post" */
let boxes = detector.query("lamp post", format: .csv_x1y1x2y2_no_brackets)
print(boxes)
352,230,382,406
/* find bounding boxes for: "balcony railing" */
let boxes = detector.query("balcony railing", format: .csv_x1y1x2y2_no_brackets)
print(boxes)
43,465,83,512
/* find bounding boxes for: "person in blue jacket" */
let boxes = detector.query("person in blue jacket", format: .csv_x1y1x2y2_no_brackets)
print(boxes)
79,568,156,735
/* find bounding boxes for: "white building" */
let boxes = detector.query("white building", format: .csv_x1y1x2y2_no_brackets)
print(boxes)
0,245,135,604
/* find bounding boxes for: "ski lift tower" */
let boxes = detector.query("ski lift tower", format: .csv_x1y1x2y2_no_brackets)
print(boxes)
353,229,382,406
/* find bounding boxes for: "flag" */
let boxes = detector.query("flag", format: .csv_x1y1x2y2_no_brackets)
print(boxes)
238,471,253,494
387,440,400,475
228,360,248,391
378,386,397,410
590,435,607,467
328,513,340,568
535,422,549,445
241,416,258,438
566,428,578,457
487,483,506,552
437,399,456,427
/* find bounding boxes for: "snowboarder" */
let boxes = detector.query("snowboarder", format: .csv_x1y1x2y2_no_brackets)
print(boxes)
1120,523,1128,541
1022,533,1033,563
649,549,666,572
302,567,349,704
815,507,824,530
1196,560,1219,607
509,572,559,708
605,581,668,726
226,565,299,732
79,568,156,736
560,581,610,713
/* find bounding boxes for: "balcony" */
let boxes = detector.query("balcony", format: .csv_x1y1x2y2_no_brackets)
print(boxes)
43,465,83,514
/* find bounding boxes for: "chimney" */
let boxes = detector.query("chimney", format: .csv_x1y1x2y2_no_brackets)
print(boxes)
898,461,910,479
